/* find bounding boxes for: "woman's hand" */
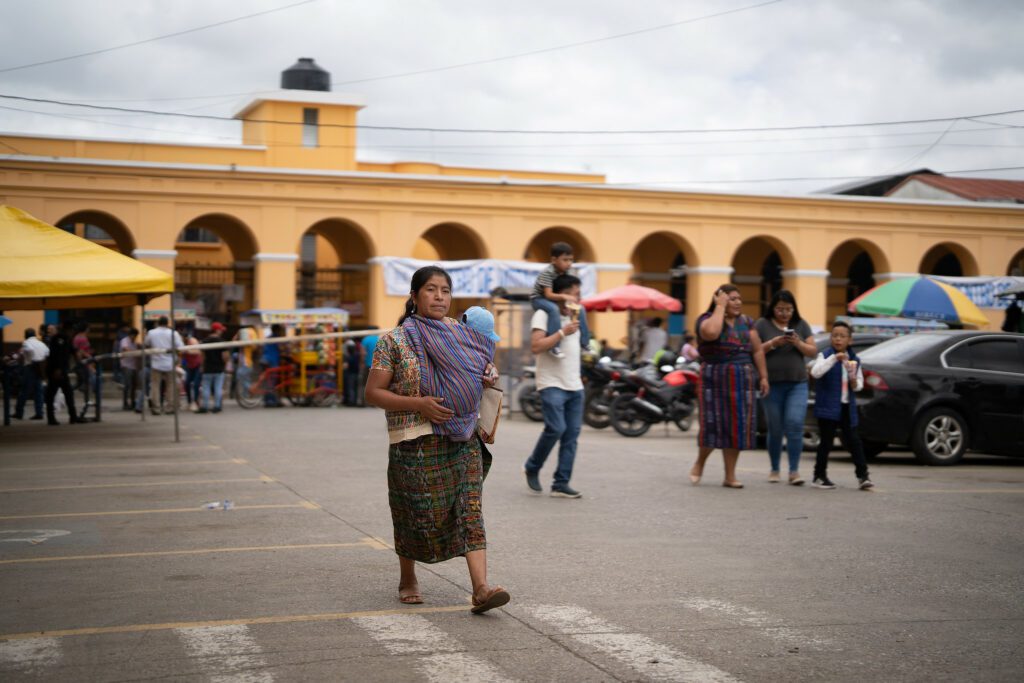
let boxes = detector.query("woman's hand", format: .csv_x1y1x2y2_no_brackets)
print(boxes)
714,289,730,309
418,396,454,424
759,377,770,398
482,363,499,388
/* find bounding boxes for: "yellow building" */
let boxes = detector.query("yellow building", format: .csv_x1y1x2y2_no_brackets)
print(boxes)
3,61,1024,349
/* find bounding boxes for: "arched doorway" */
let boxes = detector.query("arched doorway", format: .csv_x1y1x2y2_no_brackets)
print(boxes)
55,210,136,255
412,223,488,318
1006,248,1024,276
522,226,596,263
53,210,138,354
731,237,794,319
826,240,889,323
630,231,696,355
174,214,258,326
296,218,375,326
919,242,979,277
413,222,488,261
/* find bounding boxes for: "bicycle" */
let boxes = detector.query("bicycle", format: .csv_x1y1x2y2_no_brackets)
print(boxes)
236,363,338,409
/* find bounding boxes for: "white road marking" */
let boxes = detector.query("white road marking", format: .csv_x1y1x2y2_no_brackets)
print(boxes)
680,598,833,648
0,637,61,672
0,529,71,544
352,613,515,683
528,604,740,683
176,624,273,683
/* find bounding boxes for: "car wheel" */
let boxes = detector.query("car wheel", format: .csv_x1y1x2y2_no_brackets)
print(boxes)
802,426,821,452
911,407,968,466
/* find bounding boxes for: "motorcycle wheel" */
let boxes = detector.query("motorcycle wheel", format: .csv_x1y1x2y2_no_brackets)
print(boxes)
610,393,651,437
673,415,692,432
584,392,612,429
518,382,544,422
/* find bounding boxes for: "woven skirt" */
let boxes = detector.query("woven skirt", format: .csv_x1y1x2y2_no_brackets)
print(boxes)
698,362,757,451
388,434,491,564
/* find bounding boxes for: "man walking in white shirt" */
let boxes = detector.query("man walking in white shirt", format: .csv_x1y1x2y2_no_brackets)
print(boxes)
144,316,183,415
524,274,586,498
14,328,49,420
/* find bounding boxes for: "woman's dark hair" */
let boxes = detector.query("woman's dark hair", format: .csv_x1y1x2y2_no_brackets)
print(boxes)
765,289,803,325
398,265,453,325
698,284,740,335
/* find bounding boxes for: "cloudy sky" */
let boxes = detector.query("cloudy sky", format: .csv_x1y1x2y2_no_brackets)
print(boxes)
1,0,1023,194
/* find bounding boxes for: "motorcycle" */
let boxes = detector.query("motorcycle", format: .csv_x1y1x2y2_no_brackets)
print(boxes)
582,356,630,429
609,362,699,437
516,365,544,422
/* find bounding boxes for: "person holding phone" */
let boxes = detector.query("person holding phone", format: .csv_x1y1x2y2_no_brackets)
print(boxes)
754,290,816,485
688,284,769,489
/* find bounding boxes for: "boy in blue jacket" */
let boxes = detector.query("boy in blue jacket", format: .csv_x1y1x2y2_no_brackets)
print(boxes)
809,321,874,490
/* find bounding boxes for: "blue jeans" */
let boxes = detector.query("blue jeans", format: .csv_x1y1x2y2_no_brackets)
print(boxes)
531,298,591,347
184,366,202,404
200,372,225,410
764,381,809,473
525,387,584,490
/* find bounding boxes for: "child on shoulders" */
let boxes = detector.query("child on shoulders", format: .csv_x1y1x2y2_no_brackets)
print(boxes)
531,242,590,358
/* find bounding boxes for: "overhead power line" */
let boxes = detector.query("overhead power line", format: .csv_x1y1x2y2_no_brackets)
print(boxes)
330,0,787,87
2,93,1023,136
34,0,785,104
0,0,320,74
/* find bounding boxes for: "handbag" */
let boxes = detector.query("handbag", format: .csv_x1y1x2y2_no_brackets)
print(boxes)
477,387,503,444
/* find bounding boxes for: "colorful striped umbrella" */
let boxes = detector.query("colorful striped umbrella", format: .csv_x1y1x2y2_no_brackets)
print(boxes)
848,276,988,327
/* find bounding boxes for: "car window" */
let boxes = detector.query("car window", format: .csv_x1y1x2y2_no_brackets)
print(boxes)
945,342,971,369
858,334,947,362
967,339,1022,374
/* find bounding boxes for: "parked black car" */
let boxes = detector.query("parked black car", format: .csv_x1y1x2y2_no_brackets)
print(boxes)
856,331,1024,465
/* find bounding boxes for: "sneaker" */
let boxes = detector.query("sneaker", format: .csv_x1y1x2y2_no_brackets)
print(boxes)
29,415,43,420
196,408,209,414
212,407,222,414
549,346,565,359
858,478,875,490
812,477,836,489
524,469,542,494
768,471,781,483
551,486,582,498
789,473,805,486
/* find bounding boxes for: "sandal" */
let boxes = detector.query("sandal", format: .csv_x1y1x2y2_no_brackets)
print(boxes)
722,481,745,489
470,586,510,614
398,588,423,605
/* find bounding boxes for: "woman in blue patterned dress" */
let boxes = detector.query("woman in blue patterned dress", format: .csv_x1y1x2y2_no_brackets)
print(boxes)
688,284,770,489
365,265,510,614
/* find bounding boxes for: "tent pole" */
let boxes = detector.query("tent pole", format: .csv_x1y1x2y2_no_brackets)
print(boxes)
1,310,8,427
170,296,180,443
139,299,146,422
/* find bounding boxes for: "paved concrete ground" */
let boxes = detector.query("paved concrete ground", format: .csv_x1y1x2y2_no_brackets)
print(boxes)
1,402,1022,682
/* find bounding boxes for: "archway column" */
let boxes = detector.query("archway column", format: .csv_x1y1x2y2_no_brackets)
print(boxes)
133,249,178,317
253,253,298,310
781,269,829,328
684,266,735,332
590,263,632,346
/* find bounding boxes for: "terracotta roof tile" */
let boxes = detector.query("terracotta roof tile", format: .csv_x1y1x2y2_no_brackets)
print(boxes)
889,174,1024,202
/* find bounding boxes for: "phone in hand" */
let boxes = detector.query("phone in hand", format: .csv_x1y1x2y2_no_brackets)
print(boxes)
783,328,796,337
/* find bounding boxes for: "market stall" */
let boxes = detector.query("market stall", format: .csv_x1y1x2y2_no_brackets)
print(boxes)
237,308,349,407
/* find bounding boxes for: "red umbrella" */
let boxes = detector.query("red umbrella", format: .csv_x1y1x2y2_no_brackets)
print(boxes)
581,283,683,312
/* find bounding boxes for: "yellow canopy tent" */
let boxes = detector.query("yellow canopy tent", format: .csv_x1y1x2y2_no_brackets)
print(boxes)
0,205,173,309
1,205,175,433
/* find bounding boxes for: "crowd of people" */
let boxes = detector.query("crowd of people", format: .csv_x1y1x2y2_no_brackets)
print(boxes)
361,241,878,617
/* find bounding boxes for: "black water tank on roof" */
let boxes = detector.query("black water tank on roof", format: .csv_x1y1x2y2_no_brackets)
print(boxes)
281,58,330,91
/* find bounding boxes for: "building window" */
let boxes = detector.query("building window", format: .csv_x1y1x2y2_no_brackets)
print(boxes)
179,227,221,244
302,107,319,148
